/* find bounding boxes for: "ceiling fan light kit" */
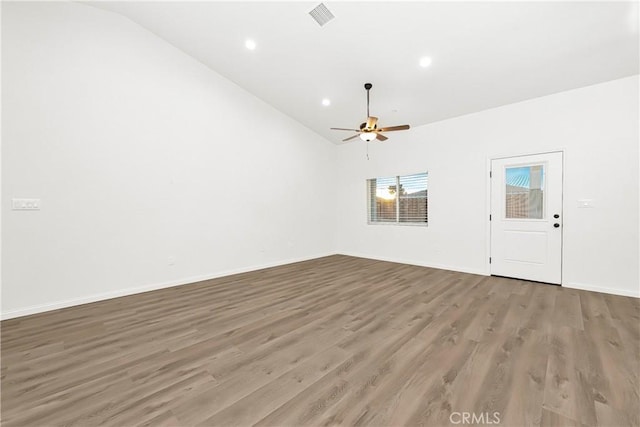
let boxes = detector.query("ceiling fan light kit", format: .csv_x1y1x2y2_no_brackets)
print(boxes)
330,83,410,143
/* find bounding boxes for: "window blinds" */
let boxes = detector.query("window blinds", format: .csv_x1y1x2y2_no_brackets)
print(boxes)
367,172,428,225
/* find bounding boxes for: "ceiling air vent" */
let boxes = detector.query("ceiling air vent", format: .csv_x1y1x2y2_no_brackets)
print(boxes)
309,3,334,27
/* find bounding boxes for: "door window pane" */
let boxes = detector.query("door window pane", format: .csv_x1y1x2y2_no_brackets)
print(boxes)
505,165,544,219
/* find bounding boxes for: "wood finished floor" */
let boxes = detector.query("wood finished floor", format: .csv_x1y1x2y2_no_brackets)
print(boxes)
1,255,638,427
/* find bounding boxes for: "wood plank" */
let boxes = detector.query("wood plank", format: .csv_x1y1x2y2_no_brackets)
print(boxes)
553,290,585,330
541,408,585,427
194,346,351,426
542,326,597,425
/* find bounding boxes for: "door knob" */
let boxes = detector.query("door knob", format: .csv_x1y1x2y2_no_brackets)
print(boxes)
554,223,560,228
553,214,560,219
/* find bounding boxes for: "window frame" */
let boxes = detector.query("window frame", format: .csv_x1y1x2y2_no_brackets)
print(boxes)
366,172,428,227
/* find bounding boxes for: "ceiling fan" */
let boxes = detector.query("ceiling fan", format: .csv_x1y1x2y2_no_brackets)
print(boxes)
330,83,410,142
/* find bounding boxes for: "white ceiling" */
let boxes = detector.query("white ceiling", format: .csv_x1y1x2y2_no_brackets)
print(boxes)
90,1,639,144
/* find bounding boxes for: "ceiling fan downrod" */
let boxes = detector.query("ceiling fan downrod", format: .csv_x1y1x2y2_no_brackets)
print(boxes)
365,83,372,118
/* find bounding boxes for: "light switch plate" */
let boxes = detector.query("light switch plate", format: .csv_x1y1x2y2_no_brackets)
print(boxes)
12,198,41,210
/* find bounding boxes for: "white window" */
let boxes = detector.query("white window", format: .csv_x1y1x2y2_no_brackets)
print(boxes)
367,172,428,225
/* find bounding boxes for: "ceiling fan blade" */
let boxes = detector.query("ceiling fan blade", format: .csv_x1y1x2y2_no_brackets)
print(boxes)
331,127,360,132
342,134,361,142
378,124,410,132
365,116,378,130
376,133,388,141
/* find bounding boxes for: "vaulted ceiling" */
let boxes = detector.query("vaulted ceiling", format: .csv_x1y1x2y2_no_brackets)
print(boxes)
91,1,639,144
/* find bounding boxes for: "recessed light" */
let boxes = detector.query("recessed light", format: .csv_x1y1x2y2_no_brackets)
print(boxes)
419,56,432,68
245,39,256,50
322,98,331,106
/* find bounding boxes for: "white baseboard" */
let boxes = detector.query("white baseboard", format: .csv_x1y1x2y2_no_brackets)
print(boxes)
0,252,336,321
562,282,640,298
338,253,639,298
337,252,489,276
5,253,635,321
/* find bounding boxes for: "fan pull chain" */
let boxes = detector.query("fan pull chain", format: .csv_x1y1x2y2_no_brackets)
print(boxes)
366,142,370,160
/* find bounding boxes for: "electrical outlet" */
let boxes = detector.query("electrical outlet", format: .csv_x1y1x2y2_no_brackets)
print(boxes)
12,198,41,210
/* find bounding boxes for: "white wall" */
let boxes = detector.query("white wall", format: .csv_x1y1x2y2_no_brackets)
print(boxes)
336,75,639,297
1,2,337,318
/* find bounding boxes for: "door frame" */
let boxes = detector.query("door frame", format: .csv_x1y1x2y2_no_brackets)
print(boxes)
486,149,566,284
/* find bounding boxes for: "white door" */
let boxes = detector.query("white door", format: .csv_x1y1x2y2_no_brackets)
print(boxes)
490,152,563,284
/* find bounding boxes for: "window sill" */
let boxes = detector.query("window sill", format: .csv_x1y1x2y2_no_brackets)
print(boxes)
367,222,428,227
